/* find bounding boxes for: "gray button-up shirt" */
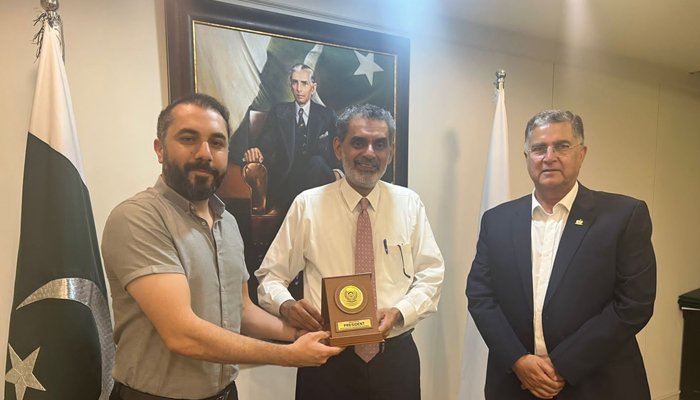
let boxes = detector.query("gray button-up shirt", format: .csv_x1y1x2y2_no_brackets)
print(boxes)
102,177,248,399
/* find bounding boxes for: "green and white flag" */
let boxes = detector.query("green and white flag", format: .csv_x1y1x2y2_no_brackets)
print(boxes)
4,20,114,400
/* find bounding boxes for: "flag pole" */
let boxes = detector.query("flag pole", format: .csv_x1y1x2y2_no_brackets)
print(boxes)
40,0,60,16
458,69,511,400
36,0,65,61
494,69,506,90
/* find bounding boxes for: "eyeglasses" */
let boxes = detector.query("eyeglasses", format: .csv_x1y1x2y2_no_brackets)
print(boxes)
527,143,583,158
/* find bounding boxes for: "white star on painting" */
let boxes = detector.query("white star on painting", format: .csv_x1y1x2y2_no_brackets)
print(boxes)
5,345,46,400
353,51,384,86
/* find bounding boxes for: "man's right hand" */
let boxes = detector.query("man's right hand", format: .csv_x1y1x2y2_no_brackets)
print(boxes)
280,299,323,332
512,354,565,399
244,148,264,163
286,331,343,367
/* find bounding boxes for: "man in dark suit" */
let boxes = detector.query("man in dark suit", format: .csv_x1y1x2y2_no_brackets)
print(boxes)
245,63,339,211
466,110,656,400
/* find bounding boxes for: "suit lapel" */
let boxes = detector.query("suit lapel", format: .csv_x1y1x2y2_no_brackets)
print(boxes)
544,184,596,306
513,196,534,312
307,102,325,149
278,102,295,165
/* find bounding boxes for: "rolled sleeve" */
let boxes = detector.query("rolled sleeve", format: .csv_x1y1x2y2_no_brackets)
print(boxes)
102,201,185,289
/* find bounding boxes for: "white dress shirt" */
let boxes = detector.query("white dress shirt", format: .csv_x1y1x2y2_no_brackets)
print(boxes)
531,182,578,355
294,101,310,126
256,179,445,337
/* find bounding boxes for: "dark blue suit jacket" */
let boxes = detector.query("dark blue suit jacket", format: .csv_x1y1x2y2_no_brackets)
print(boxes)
466,184,656,400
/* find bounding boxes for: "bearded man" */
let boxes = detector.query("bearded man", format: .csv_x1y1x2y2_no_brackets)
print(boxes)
102,94,341,400
255,104,445,400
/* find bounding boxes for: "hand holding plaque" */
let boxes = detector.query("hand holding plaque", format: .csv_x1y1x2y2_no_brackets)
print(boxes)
320,273,384,347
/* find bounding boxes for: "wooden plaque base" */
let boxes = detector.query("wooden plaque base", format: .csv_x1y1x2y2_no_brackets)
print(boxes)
320,273,384,347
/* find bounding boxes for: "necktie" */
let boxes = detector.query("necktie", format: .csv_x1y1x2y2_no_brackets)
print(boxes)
354,197,380,363
297,108,308,156
297,108,305,128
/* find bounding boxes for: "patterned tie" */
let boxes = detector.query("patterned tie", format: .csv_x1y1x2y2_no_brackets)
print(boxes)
354,197,380,363
297,108,305,128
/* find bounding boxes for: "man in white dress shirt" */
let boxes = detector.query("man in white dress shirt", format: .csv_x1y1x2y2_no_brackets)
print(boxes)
467,110,656,400
256,104,445,400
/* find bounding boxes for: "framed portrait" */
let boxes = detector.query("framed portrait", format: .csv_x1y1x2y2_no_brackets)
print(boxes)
165,0,410,303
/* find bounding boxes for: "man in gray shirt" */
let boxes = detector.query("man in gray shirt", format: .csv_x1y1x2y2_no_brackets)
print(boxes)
102,94,341,400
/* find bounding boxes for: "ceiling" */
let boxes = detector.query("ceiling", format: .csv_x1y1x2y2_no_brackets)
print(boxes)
436,0,700,74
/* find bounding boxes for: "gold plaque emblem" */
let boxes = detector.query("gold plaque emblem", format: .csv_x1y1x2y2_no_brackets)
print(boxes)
339,285,364,310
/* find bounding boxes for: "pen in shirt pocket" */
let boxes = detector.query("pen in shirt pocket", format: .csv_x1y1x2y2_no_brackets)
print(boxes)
383,239,411,279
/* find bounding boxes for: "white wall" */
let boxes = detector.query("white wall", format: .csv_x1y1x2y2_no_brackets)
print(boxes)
2,1,699,400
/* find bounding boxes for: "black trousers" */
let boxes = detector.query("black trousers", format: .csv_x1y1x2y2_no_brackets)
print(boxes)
296,334,421,400
109,381,238,400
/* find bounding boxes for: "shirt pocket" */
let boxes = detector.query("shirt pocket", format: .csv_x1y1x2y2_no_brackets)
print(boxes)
383,242,414,284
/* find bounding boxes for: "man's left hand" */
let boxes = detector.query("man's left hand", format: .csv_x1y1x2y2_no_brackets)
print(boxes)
539,355,565,382
513,354,565,399
377,308,403,338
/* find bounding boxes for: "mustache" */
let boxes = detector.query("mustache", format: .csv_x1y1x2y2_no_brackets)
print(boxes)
355,157,379,168
184,161,220,177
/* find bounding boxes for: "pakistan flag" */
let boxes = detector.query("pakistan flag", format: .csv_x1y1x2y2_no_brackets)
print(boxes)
5,20,114,400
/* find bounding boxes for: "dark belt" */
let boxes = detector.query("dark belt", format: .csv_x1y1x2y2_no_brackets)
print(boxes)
113,381,236,400
378,328,414,354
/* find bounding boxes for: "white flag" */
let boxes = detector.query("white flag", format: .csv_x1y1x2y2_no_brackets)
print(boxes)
458,85,511,400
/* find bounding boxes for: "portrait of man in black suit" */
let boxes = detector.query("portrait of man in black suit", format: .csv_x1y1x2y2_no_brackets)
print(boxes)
194,27,400,303
244,63,340,211
466,110,656,400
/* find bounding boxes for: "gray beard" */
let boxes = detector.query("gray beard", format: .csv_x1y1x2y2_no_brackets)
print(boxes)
341,153,387,190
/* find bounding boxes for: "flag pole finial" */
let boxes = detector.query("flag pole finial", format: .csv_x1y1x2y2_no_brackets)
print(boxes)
40,0,59,12
494,70,506,90
34,0,64,62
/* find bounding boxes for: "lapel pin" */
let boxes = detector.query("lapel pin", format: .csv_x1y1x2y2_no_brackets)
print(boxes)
575,219,584,226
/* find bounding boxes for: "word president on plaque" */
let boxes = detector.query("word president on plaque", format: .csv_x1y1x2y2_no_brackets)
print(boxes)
321,273,384,346
256,104,445,400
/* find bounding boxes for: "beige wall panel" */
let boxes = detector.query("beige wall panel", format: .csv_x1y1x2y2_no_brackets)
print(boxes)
61,0,167,236
552,65,659,205
236,365,296,400
645,86,700,400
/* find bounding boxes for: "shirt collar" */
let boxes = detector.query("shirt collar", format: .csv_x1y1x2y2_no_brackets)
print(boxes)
339,178,381,212
154,176,226,220
295,101,311,118
531,181,579,217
